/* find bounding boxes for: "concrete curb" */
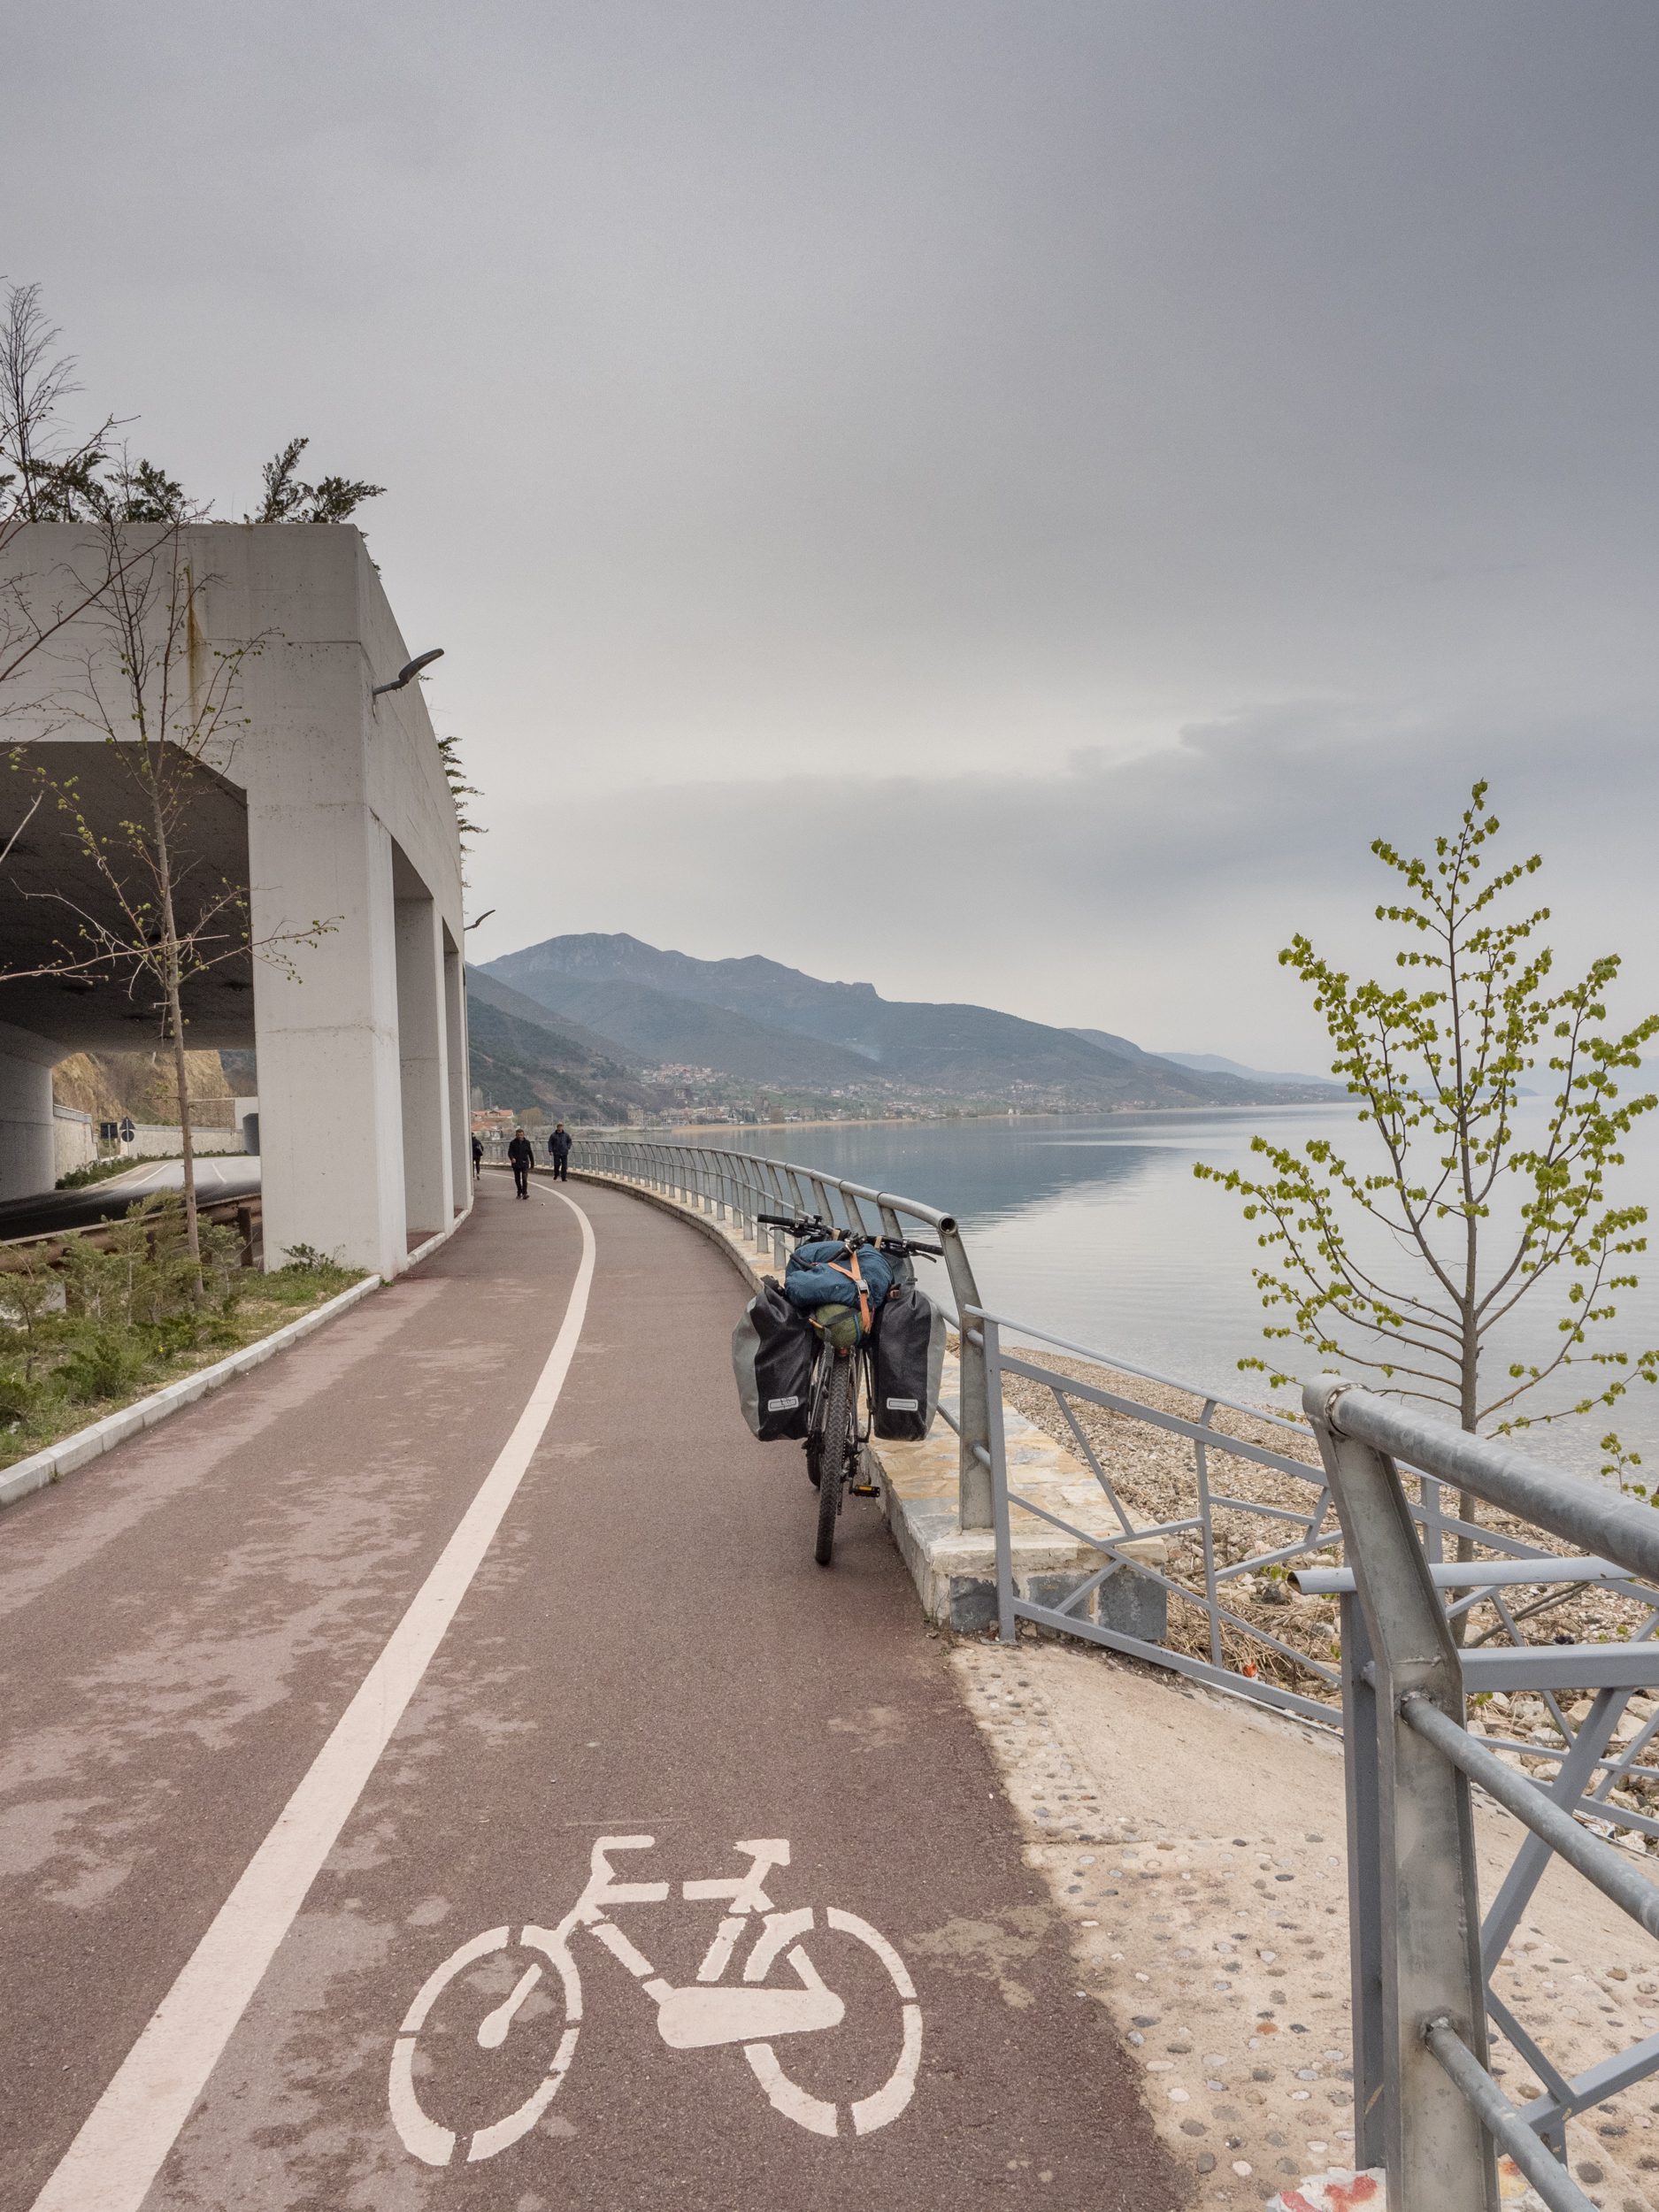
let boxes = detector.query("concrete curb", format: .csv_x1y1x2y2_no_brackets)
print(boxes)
0,1272,382,1509
406,1202,472,1271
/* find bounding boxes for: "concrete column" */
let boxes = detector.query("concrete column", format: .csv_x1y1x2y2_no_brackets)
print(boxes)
250,791,406,1278
0,1025,58,1203
199,527,468,1278
443,936,469,1217
394,866,448,1241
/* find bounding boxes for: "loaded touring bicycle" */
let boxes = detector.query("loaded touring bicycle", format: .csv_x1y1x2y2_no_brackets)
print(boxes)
733,1213,948,1564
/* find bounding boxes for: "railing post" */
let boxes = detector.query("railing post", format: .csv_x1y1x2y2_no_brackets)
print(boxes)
764,1162,789,1268
1306,1376,1498,2212
1340,1594,1388,2172
942,1220,994,1530
1194,1401,1223,1669
985,1316,1015,1640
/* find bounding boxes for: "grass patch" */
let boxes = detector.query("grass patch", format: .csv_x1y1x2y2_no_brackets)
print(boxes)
0,1198,369,1474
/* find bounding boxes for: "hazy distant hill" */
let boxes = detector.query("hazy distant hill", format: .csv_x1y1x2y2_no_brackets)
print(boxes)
469,969,649,1069
481,951,879,1087
1162,1050,1342,1092
465,972,663,1120
484,933,1326,1108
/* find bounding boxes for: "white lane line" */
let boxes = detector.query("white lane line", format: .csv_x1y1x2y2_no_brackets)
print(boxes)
31,1190,596,2212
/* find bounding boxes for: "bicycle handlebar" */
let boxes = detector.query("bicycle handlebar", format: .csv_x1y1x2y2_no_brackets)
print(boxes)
755,1213,941,1260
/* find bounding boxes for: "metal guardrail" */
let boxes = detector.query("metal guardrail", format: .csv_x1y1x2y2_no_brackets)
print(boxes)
975,1306,1350,1721
985,1320,1659,2200
571,1134,995,1525
574,1138,1659,2202
972,1310,1659,1810
0,1191,261,1271
1304,1378,1659,2212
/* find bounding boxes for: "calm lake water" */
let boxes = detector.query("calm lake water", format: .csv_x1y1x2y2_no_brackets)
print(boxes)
696,1104,1659,1479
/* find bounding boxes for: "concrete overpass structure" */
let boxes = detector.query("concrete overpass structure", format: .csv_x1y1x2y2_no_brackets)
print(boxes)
0,522,470,1275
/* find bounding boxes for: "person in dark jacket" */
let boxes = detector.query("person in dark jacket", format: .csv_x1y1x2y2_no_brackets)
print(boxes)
471,1132,483,1181
549,1122,572,1181
507,1128,533,1199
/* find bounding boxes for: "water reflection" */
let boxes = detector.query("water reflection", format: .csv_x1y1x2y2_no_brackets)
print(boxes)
696,1106,1659,1477
702,1108,1327,1233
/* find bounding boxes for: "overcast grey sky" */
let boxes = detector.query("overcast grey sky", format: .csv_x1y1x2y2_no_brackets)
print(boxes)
7,3,1657,1063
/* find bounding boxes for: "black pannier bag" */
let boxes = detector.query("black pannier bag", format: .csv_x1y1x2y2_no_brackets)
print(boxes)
870,1284,948,1440
732,1279,816,1440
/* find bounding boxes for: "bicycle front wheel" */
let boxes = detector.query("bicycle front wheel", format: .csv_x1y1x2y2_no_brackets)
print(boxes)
814,1354,855,1566
741,1905,923,2137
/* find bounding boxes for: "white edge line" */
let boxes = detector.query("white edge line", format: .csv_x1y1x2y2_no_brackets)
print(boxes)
29,1188,596,2212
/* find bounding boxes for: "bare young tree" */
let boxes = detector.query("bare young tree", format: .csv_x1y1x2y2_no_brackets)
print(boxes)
2,281,381,694
0,282,137,693
4,517,335,1269
1198,784,1659,1511
0,281,92,521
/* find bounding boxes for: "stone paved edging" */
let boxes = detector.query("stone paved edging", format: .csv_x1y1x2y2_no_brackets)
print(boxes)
0,1272,381,1509
957,1637,1658,2210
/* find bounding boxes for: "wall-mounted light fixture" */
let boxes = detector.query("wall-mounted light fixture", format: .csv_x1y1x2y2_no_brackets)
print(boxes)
372,648,444,697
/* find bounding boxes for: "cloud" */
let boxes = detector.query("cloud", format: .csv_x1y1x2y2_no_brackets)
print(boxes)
472,700,1659,1064
5,1,1656,1065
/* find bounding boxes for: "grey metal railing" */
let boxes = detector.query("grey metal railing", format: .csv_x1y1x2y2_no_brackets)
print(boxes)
572,1138,1659,2201
977,1308,1659,2197
974,1310,1659,1820
571,1135,995,1525
1304,1377,1659,2212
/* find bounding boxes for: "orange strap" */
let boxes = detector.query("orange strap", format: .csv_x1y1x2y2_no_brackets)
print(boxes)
826,1248,872,1338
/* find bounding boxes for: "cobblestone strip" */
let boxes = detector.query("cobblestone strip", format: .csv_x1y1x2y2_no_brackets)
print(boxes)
954,1640,1659,2211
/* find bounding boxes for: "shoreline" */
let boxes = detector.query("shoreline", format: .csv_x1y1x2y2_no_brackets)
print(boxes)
580,1099,1354,1139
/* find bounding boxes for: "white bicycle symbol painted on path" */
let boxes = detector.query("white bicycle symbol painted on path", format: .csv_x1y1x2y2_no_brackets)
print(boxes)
388,1834,923,2165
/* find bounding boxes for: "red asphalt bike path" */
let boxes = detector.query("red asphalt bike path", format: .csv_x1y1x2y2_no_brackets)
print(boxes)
1,1174,1179,2211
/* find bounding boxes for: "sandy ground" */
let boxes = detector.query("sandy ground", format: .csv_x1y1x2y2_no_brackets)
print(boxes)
954,1632,1659,2212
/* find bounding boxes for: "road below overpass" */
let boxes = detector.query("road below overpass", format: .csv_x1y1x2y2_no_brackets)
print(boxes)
1,1174,1175,2212
0,1155,260,1242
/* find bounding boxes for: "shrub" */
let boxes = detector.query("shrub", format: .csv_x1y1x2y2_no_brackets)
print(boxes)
144,1313,205,1359
60,1327,150,1404
0,1251,62,1375
198,1219,249,1312
284,1242,343,1272
0,1361,41,1430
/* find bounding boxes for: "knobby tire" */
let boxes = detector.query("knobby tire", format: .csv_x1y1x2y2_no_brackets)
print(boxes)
814,1354,854,1567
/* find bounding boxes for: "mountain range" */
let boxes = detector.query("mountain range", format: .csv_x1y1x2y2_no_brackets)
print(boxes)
469,933,1342,1119
465,971,661,1122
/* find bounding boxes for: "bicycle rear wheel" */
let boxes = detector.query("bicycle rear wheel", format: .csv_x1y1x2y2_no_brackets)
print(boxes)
814,1354,855,1566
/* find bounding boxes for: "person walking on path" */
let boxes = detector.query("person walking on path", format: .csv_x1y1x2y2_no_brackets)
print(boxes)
507,1127,534,1199
549,1122,572,1181
471,1132,483,1181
